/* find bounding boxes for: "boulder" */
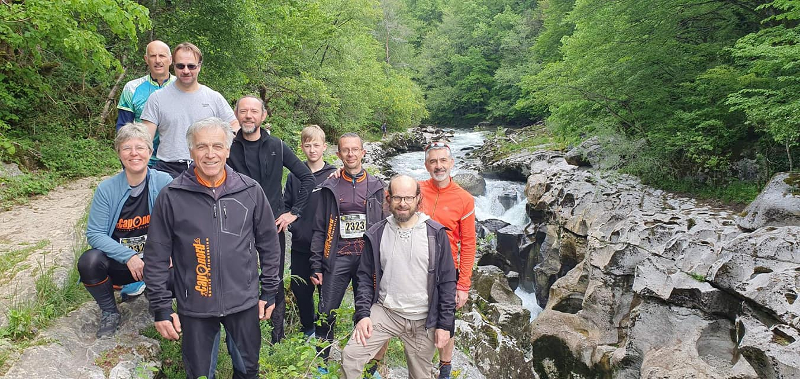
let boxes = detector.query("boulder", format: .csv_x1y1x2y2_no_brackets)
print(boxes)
498,189,518,211
737,172,800,231
564,136,602,167
453,172,486,196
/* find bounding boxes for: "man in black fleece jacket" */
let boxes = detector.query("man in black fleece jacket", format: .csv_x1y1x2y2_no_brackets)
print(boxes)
228,96,315,343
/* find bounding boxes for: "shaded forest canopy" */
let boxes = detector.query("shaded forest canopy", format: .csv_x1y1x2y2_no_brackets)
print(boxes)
0,0,798,202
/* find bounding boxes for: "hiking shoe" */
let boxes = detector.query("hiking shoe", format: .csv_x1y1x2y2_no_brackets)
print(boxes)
120,281,145,302
437,364,452,379
96,311,121,338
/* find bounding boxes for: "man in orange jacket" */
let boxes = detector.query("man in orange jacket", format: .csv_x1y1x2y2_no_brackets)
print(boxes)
419,141,476,379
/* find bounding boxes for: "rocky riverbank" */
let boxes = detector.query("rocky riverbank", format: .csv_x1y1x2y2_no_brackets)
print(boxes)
472,131,800,378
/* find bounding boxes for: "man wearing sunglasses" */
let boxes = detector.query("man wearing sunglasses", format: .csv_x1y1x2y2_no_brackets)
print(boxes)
420,141,476,379
141,42,238,178
309,133,387,367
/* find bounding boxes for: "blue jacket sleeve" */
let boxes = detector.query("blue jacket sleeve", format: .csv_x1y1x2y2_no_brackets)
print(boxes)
85,184,136,264
115,109,135,131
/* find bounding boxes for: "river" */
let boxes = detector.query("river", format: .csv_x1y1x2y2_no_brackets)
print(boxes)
387,129,542,319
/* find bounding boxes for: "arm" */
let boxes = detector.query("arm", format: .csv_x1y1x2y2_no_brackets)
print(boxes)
253,183,281,307
85,184,137,264
436,228,457,337
282,173,296,214
457,197,477,293
143,120,157,140
282,142,314,216
115,109,134,131
308,188,329,279
353,237,376,323
143,190,176,322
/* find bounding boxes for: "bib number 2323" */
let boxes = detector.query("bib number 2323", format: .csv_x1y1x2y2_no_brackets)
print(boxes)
340,214,366,239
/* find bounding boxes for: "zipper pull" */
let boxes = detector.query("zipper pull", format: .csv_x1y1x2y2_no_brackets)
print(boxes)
213,204,217,218
223,206,227,218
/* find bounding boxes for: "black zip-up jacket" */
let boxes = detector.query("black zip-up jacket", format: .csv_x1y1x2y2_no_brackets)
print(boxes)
229,128,315,218
284,162,338,254
309,172,386,275
354,217,457,336
144,164,282,321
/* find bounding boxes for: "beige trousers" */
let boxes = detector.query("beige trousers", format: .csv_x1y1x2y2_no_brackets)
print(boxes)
341,304,435,379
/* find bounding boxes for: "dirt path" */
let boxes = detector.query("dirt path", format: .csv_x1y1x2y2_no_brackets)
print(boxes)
0,176,101,327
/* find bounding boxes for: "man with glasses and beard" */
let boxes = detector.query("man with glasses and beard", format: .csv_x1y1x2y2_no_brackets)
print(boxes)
141,42,238,178
340,174,456,379
227,95,315,343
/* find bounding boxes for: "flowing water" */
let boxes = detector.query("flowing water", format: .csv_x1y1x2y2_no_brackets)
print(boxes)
387,129,541,319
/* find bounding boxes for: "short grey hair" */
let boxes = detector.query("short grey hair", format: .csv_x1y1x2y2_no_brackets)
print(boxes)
186,117,234,149
115,122,153,153
424,144,452,161
338,132,363,150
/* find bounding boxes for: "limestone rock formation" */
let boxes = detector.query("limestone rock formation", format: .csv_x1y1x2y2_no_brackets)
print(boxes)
453,172,486,196
518,152,799,378
736,172,800,231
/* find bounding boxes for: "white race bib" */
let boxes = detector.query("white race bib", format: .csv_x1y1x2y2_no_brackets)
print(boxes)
340,214,367,239
120,235,147,258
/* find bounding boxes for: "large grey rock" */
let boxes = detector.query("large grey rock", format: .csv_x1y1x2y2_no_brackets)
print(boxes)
453,172,486,196
518,151,798,378
737,172,800,231
3,297,160,379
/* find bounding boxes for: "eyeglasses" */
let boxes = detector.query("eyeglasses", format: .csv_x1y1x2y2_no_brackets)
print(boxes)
339,147,362,155
174,63,200,70
390,195,417,204
120,145,149,154
424,141,450,152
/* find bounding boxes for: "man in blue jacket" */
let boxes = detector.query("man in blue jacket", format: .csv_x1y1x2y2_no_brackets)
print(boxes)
144,117,282,379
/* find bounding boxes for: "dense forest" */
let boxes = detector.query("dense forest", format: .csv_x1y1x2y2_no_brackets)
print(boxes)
0,0,798,203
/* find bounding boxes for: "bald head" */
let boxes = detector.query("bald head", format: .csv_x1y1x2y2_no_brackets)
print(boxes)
144,40,171,81
388,174,421,223
388,174,419,197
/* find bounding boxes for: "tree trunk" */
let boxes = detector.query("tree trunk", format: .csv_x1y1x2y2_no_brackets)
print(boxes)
98,66,127,127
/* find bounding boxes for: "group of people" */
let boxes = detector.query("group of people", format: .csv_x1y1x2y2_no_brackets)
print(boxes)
78,40,476,379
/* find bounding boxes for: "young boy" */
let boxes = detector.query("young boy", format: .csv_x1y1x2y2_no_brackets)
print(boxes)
284,125,338,336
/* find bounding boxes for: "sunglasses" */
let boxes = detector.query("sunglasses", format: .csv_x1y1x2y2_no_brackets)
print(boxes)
174,63,200,70
424,141,450,152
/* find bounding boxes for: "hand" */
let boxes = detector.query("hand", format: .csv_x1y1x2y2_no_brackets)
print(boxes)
126,255,144,281
310,272,323,286
329,168,341,179
352,317,373,346
259,300,275,320
275,212,298,233
155,313,181,340
455,290,469,309
434,328,450,349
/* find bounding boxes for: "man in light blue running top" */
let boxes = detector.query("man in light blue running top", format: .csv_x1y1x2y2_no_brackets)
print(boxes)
116,40,176,168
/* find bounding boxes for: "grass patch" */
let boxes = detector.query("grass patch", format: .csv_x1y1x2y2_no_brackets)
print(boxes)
492,125,571,157
0,240,50,278
638,177,761,206
0,204,91,374
0,173,62,210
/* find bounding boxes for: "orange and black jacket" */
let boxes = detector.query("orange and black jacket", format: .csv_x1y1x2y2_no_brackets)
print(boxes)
309,171,386,276
144,164,282,322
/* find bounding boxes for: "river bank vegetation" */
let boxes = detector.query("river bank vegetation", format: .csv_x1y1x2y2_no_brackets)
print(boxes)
1,0,798,203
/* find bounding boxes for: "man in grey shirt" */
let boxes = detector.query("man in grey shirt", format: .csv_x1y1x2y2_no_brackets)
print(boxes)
141,42,238,178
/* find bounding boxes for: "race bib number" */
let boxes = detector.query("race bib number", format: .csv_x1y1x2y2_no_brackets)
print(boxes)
120,235,147,258
340,214,367,239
